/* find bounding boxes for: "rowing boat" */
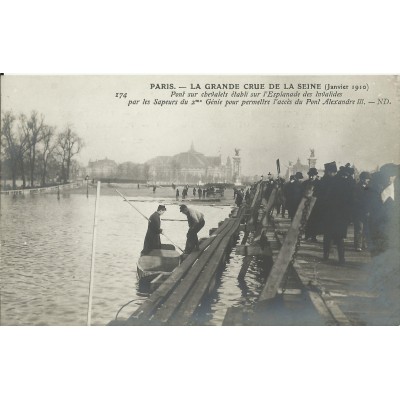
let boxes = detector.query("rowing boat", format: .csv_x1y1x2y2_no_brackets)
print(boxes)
136,244,181,287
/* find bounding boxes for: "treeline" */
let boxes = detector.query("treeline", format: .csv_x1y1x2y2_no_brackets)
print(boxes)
1,110,84,189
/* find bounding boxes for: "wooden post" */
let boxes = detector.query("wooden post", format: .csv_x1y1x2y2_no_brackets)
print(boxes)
87,181,101,326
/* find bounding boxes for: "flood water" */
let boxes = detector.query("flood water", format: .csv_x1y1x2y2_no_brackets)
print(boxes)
0,191,266,326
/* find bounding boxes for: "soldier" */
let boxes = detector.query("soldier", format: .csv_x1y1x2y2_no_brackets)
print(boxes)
180,204,205,253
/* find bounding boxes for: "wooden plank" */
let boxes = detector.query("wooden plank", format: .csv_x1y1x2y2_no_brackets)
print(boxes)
126,218,233,325
237,188,276,279
257,196,316,307
170,216,243,325
223,307,244,326
151,219,238,324
236,245,272,256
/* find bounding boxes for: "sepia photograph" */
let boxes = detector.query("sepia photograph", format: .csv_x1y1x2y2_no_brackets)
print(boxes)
1,2,400,400
1,75,399,326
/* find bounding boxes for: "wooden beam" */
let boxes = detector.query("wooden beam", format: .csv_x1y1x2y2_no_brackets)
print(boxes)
257,196,316,308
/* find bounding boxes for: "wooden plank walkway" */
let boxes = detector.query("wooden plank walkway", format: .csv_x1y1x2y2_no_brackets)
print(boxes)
108,179,397,326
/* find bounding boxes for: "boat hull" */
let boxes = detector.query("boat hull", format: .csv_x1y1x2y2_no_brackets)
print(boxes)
137,247,181,282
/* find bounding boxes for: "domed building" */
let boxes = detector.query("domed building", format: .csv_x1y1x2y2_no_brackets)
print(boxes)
146,143,234,184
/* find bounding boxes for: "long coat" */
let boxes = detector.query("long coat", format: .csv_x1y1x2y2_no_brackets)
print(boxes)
142,212,162,254
321,174,354,238
302,178,320,236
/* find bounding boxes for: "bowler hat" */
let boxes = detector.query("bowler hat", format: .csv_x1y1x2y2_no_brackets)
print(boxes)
359,171,371,181
179,204,188,212
307,167,318,177
157,204,167,211
295,172,303,179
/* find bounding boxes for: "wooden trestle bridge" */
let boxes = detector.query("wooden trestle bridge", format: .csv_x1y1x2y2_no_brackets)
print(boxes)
109,180,391,326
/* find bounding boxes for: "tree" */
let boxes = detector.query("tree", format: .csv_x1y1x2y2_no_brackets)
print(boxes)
55,127,83,183
1,111,18,188
40,125,56,186
20,111,45,187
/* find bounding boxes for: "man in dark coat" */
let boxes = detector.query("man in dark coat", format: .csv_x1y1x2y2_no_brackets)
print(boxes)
235,188,244,207
322,164,355,264
302,167,320,241
353,171,371,251
286,172,304,220
141,204,167,255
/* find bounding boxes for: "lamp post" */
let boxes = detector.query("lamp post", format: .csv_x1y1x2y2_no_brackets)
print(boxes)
85,175,89,198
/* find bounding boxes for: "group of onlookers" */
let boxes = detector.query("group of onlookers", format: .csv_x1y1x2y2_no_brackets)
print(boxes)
244,162,399,265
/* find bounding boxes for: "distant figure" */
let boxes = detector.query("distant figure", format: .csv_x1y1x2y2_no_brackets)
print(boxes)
198,188,202,199
176,188,180,201
153,185,156,193
302,168,320,242
235,188,243,207
137,183,140,189
286,172,303,220
180,204,205,253
141,205,166,255
353,171,371,251
245,188,250,203
193,187,196,196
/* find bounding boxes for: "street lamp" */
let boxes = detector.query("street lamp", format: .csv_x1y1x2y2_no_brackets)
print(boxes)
85,175,89,198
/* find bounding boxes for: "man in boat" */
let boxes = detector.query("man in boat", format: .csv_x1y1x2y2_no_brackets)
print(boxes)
141,204,167,255
179,204,205,253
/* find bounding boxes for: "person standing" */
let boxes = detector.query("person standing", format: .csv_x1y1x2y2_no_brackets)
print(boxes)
235,188,243,207
286,172,303,220
176,188,180,201
179,204,205,253
302,168,320,241
353,171,371,251
322,164,354,265
193,187,196,197
141,205,167,255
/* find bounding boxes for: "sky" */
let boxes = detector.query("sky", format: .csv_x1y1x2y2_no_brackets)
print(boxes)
2,75,399,176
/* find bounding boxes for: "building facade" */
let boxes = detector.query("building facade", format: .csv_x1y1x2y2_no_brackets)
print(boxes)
145,144,236,184
86,158,118,179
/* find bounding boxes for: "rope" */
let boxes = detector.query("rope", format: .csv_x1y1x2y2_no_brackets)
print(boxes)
114,188,185,253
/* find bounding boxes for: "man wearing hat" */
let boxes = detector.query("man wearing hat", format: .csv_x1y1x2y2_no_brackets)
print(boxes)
321,162,355,264
180,204,205,253
141,204,166,255
286,171,304,220
353,171,371,251
302,168,319,241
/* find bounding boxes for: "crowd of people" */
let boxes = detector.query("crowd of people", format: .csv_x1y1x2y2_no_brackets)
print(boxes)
254,161,399,265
